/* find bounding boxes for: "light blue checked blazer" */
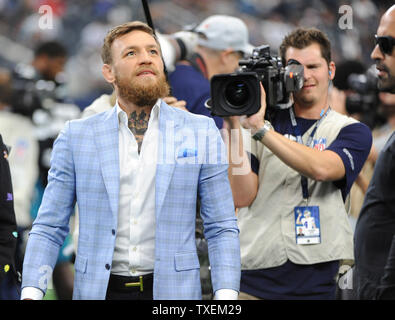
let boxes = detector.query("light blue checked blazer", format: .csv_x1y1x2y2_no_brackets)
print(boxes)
22,101,240,300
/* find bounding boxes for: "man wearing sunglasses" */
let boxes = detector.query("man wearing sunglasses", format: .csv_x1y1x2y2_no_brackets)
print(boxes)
373,34,395,93
354,5,395,300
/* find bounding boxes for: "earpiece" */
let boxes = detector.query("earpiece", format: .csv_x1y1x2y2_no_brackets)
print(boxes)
329,71,332,76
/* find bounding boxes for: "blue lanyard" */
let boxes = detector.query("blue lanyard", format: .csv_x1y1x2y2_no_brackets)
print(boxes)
289,106,331,201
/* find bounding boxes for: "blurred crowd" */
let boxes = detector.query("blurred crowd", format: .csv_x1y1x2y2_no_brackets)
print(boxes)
0,0,393,108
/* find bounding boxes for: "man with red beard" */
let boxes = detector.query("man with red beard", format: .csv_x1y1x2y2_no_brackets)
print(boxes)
21,21,240,300
354,5,395,300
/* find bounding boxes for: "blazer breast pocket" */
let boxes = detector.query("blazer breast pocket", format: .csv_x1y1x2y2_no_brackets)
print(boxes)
176,147,200,165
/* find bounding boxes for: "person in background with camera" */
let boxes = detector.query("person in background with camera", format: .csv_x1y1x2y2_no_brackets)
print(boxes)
10,41,78,300
168,15,253,130
222,27,372,299
330,61,395,227
353,5,395,300
329,60,378,229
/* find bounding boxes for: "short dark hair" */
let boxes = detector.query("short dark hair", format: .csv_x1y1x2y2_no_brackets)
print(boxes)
279,27,332,66
34,41,67,58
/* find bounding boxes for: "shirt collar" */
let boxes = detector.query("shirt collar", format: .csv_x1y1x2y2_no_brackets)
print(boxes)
116,99,161,126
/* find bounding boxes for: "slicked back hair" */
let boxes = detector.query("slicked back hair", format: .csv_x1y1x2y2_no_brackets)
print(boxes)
101,21,159,65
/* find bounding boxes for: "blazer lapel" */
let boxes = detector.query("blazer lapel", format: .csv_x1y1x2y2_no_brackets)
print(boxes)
93,107,120,221
155,101,183,217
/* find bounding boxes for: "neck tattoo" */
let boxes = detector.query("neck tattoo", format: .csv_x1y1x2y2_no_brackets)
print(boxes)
128,110,150,154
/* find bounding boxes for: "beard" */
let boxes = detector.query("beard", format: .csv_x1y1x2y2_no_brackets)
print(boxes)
377,63,395,93
115,68,170,107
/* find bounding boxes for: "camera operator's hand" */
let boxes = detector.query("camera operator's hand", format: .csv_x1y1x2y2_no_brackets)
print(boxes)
240,83,267,133
171,31,199,60
222,115,241,131
220,84,268,208
163,96,188,112
222,84,267,132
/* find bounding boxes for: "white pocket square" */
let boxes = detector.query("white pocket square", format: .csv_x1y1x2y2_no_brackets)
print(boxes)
177,148,198,158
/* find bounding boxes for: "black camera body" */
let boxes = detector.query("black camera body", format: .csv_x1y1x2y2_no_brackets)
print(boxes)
345,69,378,115
208,45,304,117
9,63,81,185
10,63,62,118
345,66,384,129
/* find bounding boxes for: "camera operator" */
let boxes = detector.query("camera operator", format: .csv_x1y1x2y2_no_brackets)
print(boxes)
354,5,395,300
168,15,253,130
223,28,372,299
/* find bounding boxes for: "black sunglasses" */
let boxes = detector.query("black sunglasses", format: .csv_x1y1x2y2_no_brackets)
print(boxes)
375,35,395,55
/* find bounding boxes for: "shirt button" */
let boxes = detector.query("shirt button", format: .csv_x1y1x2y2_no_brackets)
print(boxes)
105,264,111,270
132,247,137,252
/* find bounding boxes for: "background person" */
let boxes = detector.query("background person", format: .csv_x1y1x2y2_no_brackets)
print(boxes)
0,133,19,300
167,14,253,298
168,14,254,130
0,69,38,299
353,4,395,300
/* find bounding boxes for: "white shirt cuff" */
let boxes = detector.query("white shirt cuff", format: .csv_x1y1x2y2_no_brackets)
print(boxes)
21,287,44,300
214,289,239,300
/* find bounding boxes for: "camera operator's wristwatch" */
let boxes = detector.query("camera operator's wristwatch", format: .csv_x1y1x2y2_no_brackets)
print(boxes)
252,120,273,141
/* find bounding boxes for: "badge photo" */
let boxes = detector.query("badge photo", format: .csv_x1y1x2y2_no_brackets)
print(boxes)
294,206,321,245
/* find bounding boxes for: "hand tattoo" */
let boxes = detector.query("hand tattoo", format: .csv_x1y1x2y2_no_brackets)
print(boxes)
128,110,150,154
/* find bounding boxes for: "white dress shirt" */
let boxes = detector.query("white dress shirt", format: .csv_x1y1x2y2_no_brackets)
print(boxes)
111,101,159,276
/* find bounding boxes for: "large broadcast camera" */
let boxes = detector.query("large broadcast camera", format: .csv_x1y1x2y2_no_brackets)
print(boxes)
10,63,80,185
345,66,383,128
10,63,78,119
346,66,378,114
208,45,304,117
